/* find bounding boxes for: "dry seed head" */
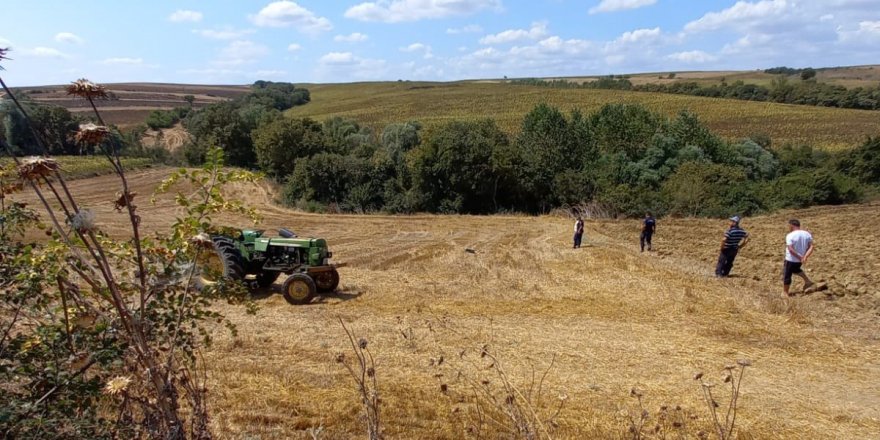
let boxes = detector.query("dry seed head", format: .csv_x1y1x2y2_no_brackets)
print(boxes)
103,376,132,395
737,358,752,367
366,367,375,378
630,388,643,398
335,353,345,363
358,338,368,349
69,209,97,233
724,364,736,371
0,47,9,70
18,156,60,181
693,372,704,380
190,232,213,248
113,191,136,212
66,78,107,99
75,123,111,145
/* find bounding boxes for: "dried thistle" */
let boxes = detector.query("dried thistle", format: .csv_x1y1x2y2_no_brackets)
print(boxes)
69,209,97,233
75,123,111,145
113,191,137,211
693,372,704,381
18,156,60,180
66,78,107,100
630,387,643,398
736,359,752,367
103,376,132,395
0,47,9,70
358,338,368,349
189,232,213,248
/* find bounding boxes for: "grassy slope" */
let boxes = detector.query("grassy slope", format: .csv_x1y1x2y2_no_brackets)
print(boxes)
16,169,878,439
287,81,879,149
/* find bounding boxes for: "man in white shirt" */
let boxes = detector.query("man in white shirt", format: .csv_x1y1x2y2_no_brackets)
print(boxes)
783,219,815,296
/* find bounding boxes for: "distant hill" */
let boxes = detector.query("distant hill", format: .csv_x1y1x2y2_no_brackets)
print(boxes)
288,80,878,150
6,83,249,128
5,66,879,148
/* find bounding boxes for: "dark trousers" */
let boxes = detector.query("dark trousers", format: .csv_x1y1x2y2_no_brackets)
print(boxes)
573,232,583,248
716,248,739,277
640,231,653,251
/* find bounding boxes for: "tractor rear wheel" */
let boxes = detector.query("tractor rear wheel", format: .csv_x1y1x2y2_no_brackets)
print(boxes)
312,269,340,293
255,271,280,288
194,237,244,289
282,274,316,305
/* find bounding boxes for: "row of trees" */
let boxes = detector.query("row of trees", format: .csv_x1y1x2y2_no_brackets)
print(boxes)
512,75,880,110
178,94,877,217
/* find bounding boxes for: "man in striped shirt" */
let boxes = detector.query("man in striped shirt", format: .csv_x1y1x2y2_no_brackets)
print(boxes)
715,215,749,278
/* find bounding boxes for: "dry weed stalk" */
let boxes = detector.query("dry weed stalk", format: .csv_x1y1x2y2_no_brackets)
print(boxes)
437,345,566,439
1,69,257,438
624,390,696,440
337,318,382,440
694,360,751,440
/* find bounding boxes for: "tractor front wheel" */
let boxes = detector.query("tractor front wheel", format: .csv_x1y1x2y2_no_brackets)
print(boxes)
282,274,316,305
312,269,340,293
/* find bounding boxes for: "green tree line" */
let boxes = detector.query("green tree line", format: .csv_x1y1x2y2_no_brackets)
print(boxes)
512,73,880,110
180,95,878,217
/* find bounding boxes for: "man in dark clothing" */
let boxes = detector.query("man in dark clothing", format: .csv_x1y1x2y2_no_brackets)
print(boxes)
716,215,749,278
640,212,656,252
573,217,585,249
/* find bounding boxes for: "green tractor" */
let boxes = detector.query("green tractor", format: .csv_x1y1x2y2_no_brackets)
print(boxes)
195,228,341,304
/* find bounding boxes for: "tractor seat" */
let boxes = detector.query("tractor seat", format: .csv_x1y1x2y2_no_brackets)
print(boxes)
279,228,297,238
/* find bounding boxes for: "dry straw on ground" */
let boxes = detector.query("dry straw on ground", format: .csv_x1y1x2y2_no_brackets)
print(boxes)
15,170,880,439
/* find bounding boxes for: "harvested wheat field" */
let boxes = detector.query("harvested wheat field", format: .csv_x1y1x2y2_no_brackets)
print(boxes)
18,169,880,439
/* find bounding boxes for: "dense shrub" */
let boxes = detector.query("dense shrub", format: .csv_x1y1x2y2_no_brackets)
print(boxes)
409,119,509,213
145,107,189,130
663,162,762,217
252,117,323,178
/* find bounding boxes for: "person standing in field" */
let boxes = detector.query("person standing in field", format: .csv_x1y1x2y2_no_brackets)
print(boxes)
716,215,749,278
640,212,656,252
783,219,815,296
573,216,585,249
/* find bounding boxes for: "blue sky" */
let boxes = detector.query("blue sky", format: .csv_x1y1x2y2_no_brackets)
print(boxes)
1,0,879,86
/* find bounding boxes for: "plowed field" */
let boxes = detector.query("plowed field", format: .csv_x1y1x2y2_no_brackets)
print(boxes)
15,169,880,439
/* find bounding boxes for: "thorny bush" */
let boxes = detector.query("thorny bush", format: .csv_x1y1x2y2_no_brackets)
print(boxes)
1,68,261,438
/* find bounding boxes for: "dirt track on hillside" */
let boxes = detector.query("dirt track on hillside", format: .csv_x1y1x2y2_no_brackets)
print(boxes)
14,169,880,439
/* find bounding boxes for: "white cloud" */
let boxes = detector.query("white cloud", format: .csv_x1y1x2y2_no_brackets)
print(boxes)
616,27,661,44
169,10,203,23
334,32,369,43
589,0,657,14
345,0,501,23
193,28,256,40
667,50,718,63
102,57,144,65
317,52,388,79
684,0,790,33
319,52,356,65
215,40,270,66
250,1,332,34
447,24,483,34
287,43,302,51
838,20,880,42
0,37,12,48
24,47,70,59
400,42,434,59
480,22,548,45
54,32,84,45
